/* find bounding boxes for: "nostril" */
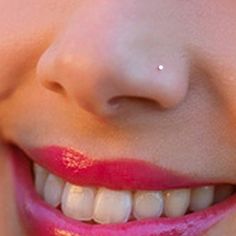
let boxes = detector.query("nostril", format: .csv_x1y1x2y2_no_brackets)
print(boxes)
107,97,122,109
108,96,163,111
43,81,65,94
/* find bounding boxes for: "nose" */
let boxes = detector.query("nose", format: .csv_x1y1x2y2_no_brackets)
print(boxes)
37,6,190,118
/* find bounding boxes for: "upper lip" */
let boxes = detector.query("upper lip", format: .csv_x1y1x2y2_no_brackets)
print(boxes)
24,145,213,190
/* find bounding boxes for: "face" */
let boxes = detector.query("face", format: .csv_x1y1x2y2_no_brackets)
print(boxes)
1,0,236,235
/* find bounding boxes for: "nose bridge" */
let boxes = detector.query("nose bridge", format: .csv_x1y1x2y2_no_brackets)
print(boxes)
37,6,190,117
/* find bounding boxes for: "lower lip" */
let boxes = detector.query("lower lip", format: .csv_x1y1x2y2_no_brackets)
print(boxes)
9,146,236,236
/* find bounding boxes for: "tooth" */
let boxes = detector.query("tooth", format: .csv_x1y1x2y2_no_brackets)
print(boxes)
133,191,163,220
43,174,64,207
214,185,234,203
61,183,96,221
164,189,190,217
93,187,132,224
190,186,214,212
34,164,48,196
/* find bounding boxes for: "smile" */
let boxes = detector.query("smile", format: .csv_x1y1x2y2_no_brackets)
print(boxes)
8,144,236,236
35,162,234,224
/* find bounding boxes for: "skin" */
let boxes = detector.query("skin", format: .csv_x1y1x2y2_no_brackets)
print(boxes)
1,0,236,235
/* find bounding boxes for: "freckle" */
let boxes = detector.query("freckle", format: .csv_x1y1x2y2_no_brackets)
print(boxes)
158,65,164,71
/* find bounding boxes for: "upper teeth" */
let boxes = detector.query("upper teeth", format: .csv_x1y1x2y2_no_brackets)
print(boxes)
62,183,96,221
34,164,234,224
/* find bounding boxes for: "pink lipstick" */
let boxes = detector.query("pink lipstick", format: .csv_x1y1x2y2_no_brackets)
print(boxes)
27,146,212,191
9,145,236,236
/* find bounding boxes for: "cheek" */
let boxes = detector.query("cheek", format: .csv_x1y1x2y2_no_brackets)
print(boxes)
0,147,14,234
205,59,236,122
0,1,39,98
204,211,236,236
0,144,26,235
190,36,236,126
0,0,77,100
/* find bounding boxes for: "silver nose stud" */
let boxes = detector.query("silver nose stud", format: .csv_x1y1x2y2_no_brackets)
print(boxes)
157,65,164,71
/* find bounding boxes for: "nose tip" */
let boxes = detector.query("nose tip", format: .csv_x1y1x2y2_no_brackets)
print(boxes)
37,43,190,118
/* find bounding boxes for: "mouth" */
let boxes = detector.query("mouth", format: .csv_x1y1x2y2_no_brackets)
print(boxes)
8,144,236,236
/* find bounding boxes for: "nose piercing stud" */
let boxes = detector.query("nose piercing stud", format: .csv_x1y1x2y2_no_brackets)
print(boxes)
158,65,164,71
